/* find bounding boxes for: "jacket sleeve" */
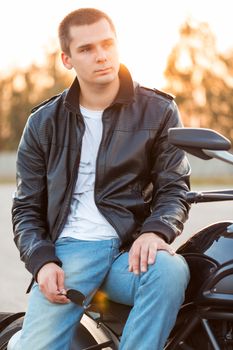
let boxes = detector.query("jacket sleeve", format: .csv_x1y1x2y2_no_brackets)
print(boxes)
140,100,191,243
12,114,62,280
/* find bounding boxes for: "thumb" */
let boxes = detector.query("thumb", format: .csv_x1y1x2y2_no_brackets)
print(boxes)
56,268,65,293
167,246,175,255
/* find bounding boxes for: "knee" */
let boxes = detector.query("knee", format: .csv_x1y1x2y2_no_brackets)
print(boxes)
146,251,190,299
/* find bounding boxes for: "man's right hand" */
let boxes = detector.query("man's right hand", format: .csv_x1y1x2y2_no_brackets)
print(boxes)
37,262,70,304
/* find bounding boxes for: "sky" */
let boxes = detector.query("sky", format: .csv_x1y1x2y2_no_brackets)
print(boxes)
1,0,233,88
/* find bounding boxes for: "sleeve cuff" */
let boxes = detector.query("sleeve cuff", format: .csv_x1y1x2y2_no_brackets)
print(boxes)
140,220,176,244
25,244,62,280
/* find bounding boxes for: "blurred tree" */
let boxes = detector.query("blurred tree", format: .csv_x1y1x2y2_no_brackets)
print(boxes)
164,19,233,142
0,50,73,151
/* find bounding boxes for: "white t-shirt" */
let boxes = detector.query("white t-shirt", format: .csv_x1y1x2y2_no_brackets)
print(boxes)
59,105,119,240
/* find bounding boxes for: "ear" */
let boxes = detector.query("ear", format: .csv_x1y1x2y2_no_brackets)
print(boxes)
61,52,73,70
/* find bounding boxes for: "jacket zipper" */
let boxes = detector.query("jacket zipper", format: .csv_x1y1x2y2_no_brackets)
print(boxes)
53,118,85,241
94,109,121,238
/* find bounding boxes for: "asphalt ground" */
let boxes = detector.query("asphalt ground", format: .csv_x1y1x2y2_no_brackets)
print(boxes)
1,184,232,313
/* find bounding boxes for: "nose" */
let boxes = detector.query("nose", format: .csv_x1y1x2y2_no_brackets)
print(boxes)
96,46,107,63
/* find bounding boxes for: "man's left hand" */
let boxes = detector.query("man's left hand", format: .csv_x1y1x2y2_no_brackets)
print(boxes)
128,232,175,275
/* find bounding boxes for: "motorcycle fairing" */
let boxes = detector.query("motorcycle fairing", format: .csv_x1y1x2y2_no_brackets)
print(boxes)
177,221,233,307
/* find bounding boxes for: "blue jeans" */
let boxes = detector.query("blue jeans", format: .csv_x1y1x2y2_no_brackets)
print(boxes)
14,237,190,350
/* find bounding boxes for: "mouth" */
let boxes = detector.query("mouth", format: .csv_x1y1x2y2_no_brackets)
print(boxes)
95,67,112,74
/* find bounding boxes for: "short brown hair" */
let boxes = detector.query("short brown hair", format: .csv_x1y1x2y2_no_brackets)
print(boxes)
58,8,116,55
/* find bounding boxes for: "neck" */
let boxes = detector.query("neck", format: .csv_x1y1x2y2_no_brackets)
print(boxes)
79,78,120,110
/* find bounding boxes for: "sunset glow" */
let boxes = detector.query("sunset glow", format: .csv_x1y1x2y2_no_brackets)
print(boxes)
1,0,233,88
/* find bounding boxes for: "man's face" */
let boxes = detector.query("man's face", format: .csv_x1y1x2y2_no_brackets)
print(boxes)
62,19,120,87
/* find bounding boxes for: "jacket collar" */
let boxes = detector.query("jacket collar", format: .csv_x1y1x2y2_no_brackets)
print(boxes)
64,64,135,113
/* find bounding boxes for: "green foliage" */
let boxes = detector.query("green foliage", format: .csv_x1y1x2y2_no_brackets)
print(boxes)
164,19,233,143
0,51,73,151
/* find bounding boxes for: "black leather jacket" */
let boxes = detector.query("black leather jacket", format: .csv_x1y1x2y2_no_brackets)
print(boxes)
12,65,190,279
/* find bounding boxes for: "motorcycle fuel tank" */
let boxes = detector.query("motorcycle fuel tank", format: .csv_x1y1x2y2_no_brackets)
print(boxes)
177,221,233,306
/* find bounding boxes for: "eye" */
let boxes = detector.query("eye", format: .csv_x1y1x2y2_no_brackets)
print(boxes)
103,40,114,49
79,46,92,53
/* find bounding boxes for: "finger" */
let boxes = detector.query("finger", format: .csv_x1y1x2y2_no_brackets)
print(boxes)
128,247,135,272
47,293,70,304
47,276,60,295
140,245,149,272
128,264,133,272
148,244,157,265
128,249,133,271
168,248,175,255
53,294,70,304
45,287,70,304
131,245,141,275
161,243,175,256
56,272,70,303
57,269,65,293
132,255,140,275
39,278,67,304
39,279,56,296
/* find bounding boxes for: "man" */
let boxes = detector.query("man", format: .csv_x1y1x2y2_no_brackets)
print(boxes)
12,8,190,350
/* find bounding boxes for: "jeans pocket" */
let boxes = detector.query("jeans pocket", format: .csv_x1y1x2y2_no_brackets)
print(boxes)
113,250,125,261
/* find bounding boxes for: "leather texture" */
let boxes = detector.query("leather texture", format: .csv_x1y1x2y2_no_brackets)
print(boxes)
12,65,191,278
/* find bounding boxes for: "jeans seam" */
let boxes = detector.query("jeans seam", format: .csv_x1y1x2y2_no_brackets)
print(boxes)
120,278,142,350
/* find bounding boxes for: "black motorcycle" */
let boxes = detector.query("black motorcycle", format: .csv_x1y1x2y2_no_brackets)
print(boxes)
1,127,233,350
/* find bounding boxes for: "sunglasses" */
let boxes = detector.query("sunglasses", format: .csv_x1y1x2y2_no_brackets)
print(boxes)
61,289,109,313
